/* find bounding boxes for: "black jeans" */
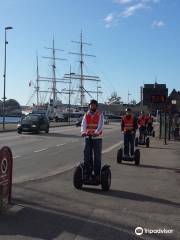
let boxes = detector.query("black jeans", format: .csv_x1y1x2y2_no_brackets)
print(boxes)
84,138,102,177
139,126,146,139
124,133,135,156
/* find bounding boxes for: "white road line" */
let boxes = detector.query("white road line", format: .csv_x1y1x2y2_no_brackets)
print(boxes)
56,143,66,147
70,140,79,143
14,155,21,159
102,141,123,154
51,127,75,133
14,140,123,183
34,148,48,153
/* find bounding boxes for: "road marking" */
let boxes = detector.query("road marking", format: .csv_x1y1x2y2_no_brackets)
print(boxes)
70,140,79,143
56,143,66,147
14,155,21,159
14,140,123,183
13,164,75,184
102,141,123,154
52,127,75,133
34,148,48,153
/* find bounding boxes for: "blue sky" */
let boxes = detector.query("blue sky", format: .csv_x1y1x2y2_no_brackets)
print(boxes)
0,0,180,105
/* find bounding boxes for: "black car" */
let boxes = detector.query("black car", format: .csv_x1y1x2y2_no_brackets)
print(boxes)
17,114,49,134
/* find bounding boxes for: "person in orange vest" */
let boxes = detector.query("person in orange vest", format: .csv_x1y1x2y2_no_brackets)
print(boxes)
121,108,138,157
138,111,148,140
81,99,104,182
146,113,153,135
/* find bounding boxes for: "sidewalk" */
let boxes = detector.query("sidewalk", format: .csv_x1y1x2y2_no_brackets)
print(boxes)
0,137,180,240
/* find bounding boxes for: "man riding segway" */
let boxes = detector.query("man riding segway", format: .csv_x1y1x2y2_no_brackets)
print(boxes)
135,110,150,147
146,113,155,137
81,99,104,183
117,107,140,165
73,99,111,191
121,108,138,158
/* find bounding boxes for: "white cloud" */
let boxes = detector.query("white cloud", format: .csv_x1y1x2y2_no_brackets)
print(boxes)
104,0,161,28
104,13,114,23
152,20,165,28
121,3,147,17
104,13,117,28
115,0,134,4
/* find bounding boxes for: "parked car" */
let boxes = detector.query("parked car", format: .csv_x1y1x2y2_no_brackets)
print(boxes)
17,114,49,134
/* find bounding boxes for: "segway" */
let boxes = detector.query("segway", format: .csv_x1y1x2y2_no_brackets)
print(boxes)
117,132,140,165
135,127,150,148
147,124,155,137
73,135,111,191
117,146,140,165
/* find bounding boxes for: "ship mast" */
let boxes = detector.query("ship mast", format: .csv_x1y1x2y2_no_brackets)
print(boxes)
40,37,67,105
66,31,102,106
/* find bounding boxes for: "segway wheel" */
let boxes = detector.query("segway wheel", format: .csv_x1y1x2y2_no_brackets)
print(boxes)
101,167,111,191
152,131,155,138
146,137,150,148
117,148,123,163
73,166,83,189
135,137,139,147
134,149,140,165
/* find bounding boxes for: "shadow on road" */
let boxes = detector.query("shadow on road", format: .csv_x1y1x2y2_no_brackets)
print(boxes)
148,146,176,150
82,188,180,208
0,201,138,240
121,162,180,173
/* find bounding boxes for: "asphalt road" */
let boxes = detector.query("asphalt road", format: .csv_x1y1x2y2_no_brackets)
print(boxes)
0,123,123,183
0,122,180,240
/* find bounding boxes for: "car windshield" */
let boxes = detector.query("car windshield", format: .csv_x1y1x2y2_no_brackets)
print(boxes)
23,115,40,121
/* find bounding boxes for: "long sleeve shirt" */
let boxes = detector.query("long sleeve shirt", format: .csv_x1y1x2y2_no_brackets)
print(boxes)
81,110,104,139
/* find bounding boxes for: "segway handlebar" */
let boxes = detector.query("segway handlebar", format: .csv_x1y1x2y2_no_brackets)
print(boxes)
81,131,99,137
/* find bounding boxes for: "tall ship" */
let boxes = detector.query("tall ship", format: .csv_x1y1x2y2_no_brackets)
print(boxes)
26,32,102,121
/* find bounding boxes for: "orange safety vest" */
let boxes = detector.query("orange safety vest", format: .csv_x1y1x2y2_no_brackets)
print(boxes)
85,111,102,135
147,116,153,124
123,115,134,132
138,116,146,127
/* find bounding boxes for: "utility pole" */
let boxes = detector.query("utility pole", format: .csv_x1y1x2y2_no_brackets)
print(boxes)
2,26,13,130
36,53,40,105
68,31,101,106
140,86,143,110
68,65,75,125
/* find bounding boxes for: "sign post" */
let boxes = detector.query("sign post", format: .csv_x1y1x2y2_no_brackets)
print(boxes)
0,146,13,212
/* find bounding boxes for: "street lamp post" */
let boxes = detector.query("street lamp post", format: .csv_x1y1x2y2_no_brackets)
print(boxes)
2,26,13,130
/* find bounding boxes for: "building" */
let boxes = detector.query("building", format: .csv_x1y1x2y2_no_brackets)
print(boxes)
143,83,168,112
168,89,180,114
